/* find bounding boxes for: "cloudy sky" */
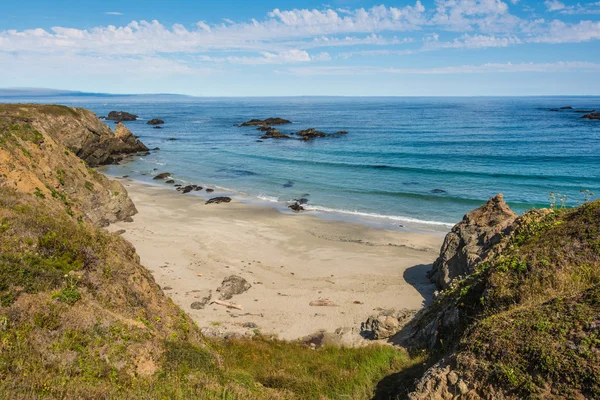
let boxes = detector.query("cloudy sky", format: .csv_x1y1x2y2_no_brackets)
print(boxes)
1,0,599,95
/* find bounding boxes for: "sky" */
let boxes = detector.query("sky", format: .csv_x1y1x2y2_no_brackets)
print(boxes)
1,0,600,96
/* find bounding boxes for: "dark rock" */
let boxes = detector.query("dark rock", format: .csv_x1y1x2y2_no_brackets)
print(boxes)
260,128,290,139
206,196,231,205
153,172,171,180
289,202,305,212
152,147,160,151
190,291,212,310
217,275,251,300
147,118,165,125
256,140,263,142
295,128,326,140
428,194,517,290
283,180,294,188
294,198,309,205
240,118,292,126
205,188,214,193
549,109,560,112
575,109,595,113
168,137,177,140
336,130,348,134
581,112,600,120
153,126,163,129
174,184,182,187
181,185,194,194
256,126,272,131
560,106,573,109
106,111,138,121
165,180,175,184
432,189,446,194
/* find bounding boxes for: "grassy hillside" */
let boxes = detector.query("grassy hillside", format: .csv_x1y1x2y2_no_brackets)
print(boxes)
0,188,422,399
411,201,600,399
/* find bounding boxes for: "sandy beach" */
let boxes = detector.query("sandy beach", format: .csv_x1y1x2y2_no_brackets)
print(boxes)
106,179,445,343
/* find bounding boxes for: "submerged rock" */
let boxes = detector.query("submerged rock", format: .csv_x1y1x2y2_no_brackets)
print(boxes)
106,111,138,121
217,275,251,300
560,106,573,110
205,196,231,205
147,118,165,125
428,194,517,290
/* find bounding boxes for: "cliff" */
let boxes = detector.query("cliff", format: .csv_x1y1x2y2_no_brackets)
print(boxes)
0,104,147,226
404,197,600,399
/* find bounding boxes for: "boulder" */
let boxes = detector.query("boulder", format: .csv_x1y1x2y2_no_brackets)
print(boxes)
428,194,517,290
560,106,573,109
581,112,600,120
153,172,171,180
240,118,291,126
206,196,231,205
147,118,165,125
190,291,212,310
205,188,214,193
361,309,416,340
336,130,348,134
165,180,175,184
217,275,251,300
106,111,138,121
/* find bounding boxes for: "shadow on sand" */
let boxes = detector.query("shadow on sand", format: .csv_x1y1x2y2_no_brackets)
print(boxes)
370,263,438,399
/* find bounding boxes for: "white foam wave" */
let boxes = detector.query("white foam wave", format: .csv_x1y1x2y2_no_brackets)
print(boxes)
302,205,454,227
257,194,279,203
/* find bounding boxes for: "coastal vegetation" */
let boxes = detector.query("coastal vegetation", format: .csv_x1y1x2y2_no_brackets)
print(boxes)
1,104,598,399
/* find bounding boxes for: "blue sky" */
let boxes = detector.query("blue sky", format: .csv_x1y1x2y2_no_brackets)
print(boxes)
1,0,600,96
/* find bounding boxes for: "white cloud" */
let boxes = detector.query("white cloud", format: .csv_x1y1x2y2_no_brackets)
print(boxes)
105,12,123,16
527,20,600,43
544,1,566,12
286,61,600,76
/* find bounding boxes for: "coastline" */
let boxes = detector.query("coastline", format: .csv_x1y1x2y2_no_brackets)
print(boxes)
106,178,445,341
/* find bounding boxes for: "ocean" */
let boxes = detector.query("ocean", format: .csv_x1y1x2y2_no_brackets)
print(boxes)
3,95,599,232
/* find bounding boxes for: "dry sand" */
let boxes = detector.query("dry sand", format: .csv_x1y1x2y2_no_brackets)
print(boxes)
106,180,445,343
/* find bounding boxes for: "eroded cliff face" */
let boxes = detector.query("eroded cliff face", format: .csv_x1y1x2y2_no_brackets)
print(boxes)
0,104,146,225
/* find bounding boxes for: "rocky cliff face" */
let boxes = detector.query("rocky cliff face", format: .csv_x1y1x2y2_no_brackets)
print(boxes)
428,194,517,289
0,104,146,225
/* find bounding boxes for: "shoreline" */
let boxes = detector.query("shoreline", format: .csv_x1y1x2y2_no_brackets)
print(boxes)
101,164,454,235
106,178,445,342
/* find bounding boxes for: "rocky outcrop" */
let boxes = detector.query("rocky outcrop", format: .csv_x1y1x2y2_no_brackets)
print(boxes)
153,172,171,180
106,111,138,121
581,112,600,120
0,104,140,226
361,309,415,339
240,117,291,126
147,118,165,125
408,359,477,400
114,122,149,154
428,194,517,289
217,275,251,300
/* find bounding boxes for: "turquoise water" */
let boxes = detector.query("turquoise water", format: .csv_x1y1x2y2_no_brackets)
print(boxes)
3,96,600,231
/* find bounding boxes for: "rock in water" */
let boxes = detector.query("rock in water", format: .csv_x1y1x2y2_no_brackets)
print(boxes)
153,172,171,180
428,194,517,290
289,202,304,212
106,111,138,121
295,128,326,140
205,196,231,204
147,118,165,125
217,275,251,300
240,118,292,126
581,112,600,120
560,106,573,110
